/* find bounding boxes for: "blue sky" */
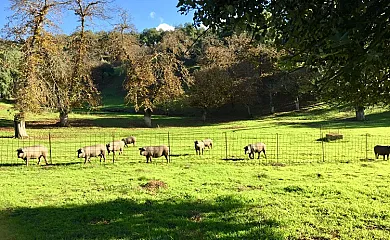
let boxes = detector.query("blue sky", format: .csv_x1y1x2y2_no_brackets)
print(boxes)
0,0,195,35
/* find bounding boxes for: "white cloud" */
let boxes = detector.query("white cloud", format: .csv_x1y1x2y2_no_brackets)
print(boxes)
149,12,155,19
198,23,209,30
156,23,175,31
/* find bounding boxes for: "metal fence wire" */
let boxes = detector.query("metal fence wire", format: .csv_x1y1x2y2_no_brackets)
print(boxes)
0,131,387,166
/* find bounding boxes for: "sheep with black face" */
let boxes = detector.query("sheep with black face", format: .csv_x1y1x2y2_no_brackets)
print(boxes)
77,144,106,163
122,136,136,147
139,145,169,163
244,142,266,159
16,145,48,166
194,140,205,155
106,140,125,155
374,145,390,160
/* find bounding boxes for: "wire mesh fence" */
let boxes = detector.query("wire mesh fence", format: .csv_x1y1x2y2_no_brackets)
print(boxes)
0,130,388,166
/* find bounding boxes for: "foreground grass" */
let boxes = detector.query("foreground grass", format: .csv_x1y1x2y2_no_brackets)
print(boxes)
1,101,390,239
0,160,389,239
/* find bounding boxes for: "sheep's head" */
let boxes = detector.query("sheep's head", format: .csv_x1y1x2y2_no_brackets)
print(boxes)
77,148,85,158
244,145,252,155
139,147,147,156
16,148,25,158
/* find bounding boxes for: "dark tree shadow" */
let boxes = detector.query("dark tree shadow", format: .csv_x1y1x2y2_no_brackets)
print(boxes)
274,110,390,129
2,197,284,239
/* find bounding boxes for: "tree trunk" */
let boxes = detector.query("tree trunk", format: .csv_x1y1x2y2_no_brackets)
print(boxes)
58,110,69,127
144,108,152,127
269,92,275,114
202,108,207,122
14,113,28,139
295,96,300,111
355,106,365,121
246,104,253,118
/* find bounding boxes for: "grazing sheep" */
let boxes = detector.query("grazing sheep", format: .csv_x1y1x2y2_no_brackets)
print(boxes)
202,139,213,149
122,136,136,147
16,145,48,166
244,142,267,159
106,140,125,155
194,140,205,155
374,145,390,160
77,144,106,164
139,145,169,163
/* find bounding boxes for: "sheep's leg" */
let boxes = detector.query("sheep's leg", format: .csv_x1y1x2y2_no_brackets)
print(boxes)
257,152,260,159
43,155,48,165
37,156,41,165
263,150,267,158
25,157,29,166
164,154,168,163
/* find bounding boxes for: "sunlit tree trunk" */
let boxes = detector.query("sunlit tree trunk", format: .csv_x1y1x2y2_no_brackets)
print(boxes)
14,113,28,138
59,110,69,127
202,108,207,122
269,92,275,114
144,108,152,127
355,106,365,121
295,96,300,111
246,104,253,118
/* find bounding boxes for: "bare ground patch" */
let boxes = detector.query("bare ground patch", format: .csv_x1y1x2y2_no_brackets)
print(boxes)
140,180,167,191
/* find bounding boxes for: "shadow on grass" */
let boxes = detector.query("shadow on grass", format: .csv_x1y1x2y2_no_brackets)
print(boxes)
0,163,25,167
274,110,390,129
3,197,284,239
222,158,246,161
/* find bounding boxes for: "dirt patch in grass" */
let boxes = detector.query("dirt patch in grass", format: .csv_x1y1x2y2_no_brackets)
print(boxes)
271,162,286,167
141,180,167,191
237,185,263,192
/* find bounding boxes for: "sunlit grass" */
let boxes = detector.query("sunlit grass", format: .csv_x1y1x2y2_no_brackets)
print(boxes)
0,100,389,239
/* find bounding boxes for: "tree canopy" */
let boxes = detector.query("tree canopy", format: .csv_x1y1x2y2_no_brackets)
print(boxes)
177,0,390,119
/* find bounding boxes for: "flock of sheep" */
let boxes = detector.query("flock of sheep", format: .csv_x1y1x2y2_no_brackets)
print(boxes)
15,133,390,165
15,135,271,165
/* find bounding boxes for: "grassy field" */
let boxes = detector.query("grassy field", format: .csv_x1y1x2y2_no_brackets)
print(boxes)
0,101,390,239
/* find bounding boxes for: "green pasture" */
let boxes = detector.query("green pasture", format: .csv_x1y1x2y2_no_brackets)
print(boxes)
0,101,390,239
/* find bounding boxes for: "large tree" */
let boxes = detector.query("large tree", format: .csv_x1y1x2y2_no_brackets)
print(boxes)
177,0,390,120
124,47,191,127
52,0,112,126
5,0,69,137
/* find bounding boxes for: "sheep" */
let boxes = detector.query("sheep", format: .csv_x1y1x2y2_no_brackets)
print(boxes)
374,145,390,160
16,145,48,166
106,140,125,155
194,140,205,155
244,142,267,159
77,144,106,164
122,136,136,147
139,145,169,163
202,139,213,149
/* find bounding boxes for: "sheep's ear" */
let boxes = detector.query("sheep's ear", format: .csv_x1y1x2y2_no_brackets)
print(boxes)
244,146,247,150
16,149,23,153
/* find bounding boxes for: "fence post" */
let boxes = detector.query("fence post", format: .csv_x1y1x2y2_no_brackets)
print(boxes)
112,134,115,163
321,133,325,162
225,132,228,160
276,133,279,162
168,132,171,163
365,133,368,160
49,132,52,164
